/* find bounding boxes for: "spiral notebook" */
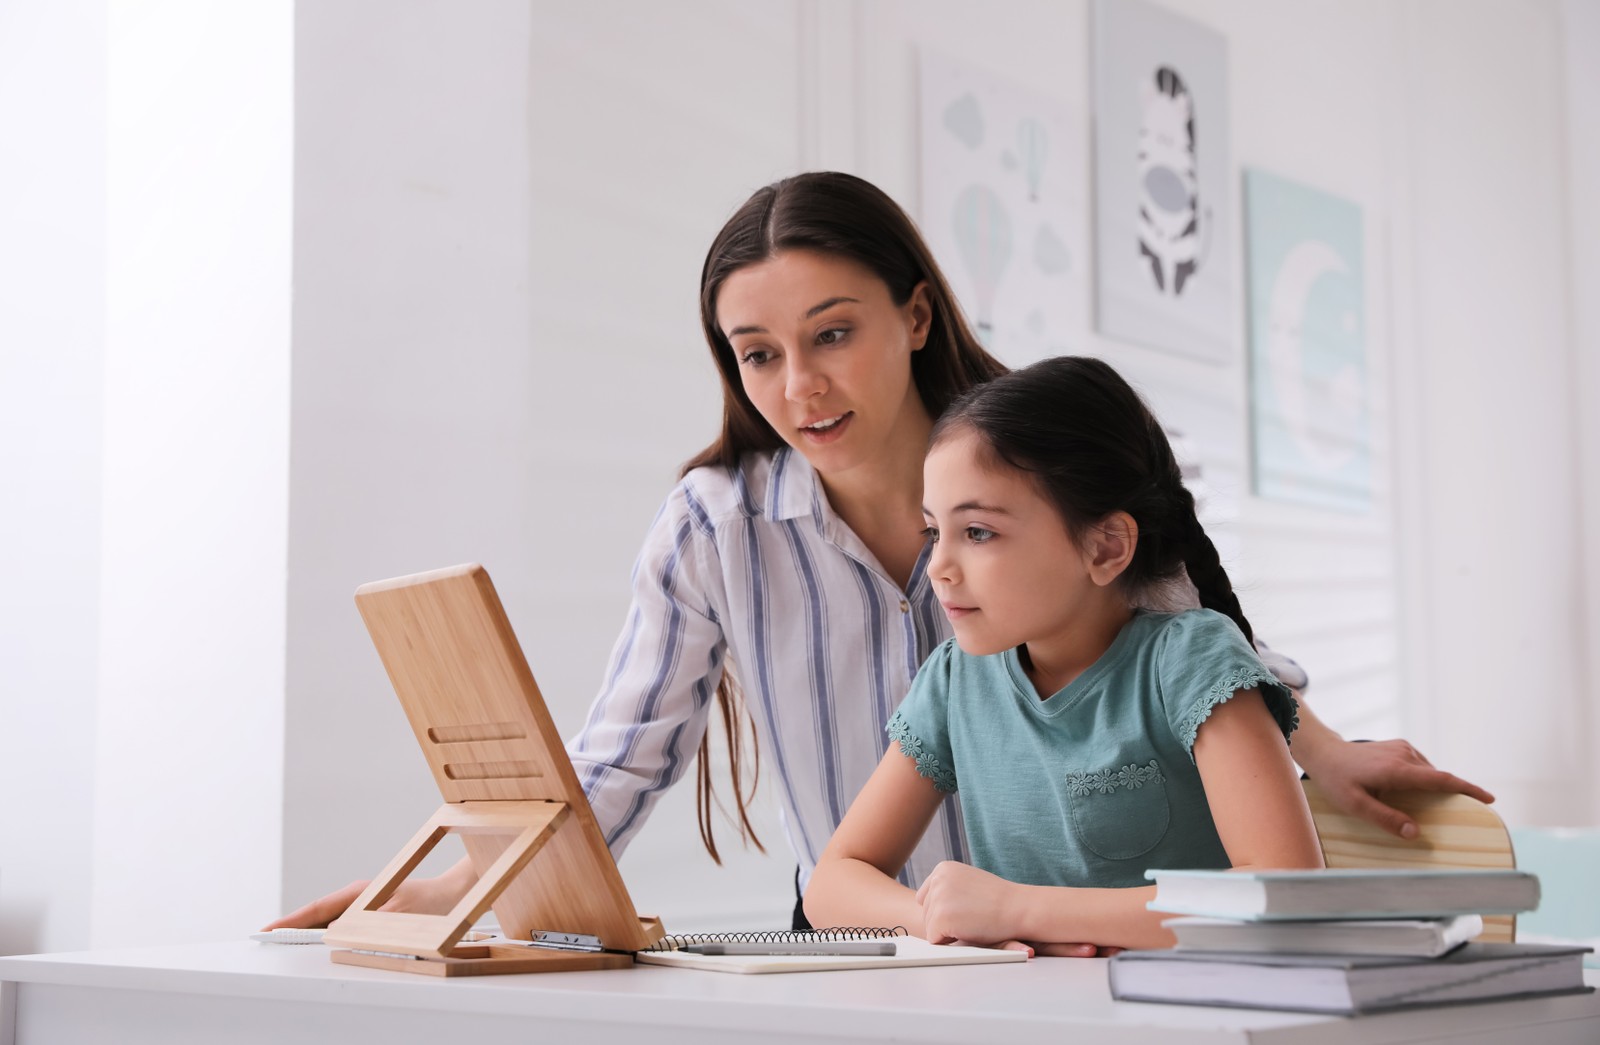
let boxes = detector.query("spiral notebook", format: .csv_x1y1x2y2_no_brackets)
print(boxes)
634,927,1028,975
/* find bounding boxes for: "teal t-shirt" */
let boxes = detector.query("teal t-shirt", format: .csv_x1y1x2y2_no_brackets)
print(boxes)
886,609,1298,889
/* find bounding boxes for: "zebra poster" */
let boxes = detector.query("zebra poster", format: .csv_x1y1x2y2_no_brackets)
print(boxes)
917,49,1087,368
1091,0,1232,363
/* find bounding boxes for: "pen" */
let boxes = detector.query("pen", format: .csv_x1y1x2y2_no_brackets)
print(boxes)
680,941,897,957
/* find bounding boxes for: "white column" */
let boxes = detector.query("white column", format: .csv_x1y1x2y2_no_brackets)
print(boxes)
0,0,106,956
92,0,293,946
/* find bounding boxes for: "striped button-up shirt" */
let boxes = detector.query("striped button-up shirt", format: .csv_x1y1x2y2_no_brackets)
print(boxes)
568,448,966,890
567,447,1309,891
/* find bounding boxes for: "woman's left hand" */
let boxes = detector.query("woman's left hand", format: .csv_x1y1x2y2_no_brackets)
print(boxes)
914,861,1026,945
1304,737,1494,839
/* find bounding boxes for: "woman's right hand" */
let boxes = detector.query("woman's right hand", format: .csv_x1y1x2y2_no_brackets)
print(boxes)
261,858,476,930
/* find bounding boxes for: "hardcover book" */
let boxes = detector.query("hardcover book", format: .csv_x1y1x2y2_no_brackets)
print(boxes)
1162,913,1484,958
1108,942,1592,1015
1145,868,1540,921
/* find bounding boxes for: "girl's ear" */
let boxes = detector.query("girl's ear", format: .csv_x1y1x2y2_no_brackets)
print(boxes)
906,280,933,351
1084,511,1138,587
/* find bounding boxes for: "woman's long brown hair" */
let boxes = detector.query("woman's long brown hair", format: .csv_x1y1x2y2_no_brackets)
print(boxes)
684,172,1008,862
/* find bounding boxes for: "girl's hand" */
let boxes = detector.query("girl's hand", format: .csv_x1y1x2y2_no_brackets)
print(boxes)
1031,942,1122,958
914,861,1026,946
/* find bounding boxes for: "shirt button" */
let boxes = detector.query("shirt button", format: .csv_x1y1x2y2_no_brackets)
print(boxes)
899,600,910,613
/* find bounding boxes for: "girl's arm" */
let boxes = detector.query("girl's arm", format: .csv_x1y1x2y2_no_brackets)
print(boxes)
1191,689,1324,872
803,748,947,935
1289,696,1494,838
914,689,1322,951
915,863,1166,950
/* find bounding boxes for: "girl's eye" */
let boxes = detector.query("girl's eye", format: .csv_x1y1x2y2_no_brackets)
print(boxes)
816,327,849,346
738,348,772,367
920,526,939,544
965,526,996,544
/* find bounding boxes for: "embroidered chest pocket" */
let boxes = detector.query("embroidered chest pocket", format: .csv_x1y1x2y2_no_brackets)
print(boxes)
1065,759,1171,860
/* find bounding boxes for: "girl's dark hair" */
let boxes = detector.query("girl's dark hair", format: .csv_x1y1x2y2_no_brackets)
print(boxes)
931,356,1255,646
683,172,1008,863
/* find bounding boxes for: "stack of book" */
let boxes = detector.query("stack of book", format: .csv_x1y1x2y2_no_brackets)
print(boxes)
1108,868,1593,1016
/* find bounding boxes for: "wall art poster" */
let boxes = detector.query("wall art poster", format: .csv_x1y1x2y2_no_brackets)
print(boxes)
1244,168,1371,513
919,49,1088,367
1092,0,1232,362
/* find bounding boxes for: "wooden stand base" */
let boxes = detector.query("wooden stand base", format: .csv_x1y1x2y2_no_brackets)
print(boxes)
331,944,633,978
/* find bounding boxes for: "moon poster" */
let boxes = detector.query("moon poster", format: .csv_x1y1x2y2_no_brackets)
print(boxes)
1243,169,1371,513
1091,0,1232,362
918,49,1087,367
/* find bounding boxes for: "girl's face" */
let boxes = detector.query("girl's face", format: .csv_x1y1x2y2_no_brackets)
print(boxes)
717,250,933,479
922,430,1109,657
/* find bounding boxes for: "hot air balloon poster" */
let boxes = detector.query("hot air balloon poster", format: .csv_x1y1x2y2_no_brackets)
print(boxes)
1091,0,1233,363
1244,169,1371,513
918,49,1086,367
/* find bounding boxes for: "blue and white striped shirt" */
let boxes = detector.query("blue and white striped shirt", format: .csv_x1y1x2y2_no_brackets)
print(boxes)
568,448,966,889
567,447,1308,891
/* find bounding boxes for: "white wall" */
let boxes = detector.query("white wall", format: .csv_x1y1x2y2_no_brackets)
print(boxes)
1559,0,1600,826
0,0,1593,954
0,0,104,956
1389,0,1586,826
90,0,293,946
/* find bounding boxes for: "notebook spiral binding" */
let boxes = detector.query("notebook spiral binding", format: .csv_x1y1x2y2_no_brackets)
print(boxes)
643,926,908,952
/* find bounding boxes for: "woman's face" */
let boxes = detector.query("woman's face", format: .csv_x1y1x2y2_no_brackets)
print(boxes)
717,250,933,480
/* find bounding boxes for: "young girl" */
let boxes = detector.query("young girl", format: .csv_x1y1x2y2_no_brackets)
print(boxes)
804,355,1325,952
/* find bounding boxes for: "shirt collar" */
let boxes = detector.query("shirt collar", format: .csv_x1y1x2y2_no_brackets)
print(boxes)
766,447,823,522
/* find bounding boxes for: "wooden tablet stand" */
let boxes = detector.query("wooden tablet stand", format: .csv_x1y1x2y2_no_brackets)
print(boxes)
322,564,664,976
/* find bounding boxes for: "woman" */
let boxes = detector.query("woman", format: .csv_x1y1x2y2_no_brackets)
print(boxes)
270,172,1490,948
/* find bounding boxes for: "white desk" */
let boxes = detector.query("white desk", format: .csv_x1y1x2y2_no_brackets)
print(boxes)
1,941,1597,1045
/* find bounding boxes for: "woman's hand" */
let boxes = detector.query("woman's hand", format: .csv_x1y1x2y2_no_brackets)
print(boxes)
262,880,369,931
914,861,1028,946
1305,737,1495,839
261,860,475,931
1289,698,1494,839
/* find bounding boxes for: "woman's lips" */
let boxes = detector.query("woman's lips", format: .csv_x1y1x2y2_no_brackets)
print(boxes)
798,411,854,444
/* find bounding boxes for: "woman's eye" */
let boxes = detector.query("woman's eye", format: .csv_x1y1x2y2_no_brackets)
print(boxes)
965,526,996,544
816,327,849,346
920,526,939,543
738,348,772,367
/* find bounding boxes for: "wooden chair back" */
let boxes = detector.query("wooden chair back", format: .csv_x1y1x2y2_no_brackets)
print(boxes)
1301,779,1517,943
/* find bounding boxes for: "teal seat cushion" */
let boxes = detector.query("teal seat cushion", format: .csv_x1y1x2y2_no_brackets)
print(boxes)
1510,826,1600,968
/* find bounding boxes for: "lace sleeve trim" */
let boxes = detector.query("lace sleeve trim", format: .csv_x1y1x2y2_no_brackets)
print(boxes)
1175,667,1301,762
887,709,958,793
